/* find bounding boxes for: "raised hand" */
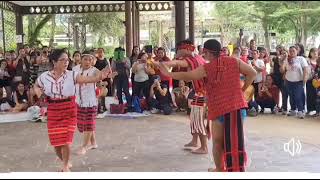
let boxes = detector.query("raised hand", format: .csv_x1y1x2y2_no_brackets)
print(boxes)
100,68,112,80
158,62,171,77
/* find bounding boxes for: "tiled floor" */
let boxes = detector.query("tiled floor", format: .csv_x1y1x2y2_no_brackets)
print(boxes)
0,113,319,172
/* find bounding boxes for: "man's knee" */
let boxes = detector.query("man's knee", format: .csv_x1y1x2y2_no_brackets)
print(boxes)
163,105,172,115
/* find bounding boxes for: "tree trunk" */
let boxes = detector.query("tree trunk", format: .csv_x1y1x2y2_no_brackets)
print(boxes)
49,15,56,48
29,15,53,47
27,16,35,46
219,23,225,46
262,17,270,51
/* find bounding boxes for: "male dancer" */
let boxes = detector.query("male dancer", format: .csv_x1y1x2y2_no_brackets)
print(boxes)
155,39,208,154
158,39,257,172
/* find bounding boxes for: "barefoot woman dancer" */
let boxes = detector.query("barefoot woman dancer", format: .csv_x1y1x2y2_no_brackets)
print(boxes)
34,49,111,172
159,39,256,172
73,51,104,155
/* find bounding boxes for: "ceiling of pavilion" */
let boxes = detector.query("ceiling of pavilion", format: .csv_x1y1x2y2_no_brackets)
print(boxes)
9,1,172,6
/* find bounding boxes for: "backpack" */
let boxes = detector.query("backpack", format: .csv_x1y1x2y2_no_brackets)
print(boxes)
132,96,143,113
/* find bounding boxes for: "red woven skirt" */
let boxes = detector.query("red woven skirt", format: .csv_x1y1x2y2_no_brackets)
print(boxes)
77,106,97,133
47,97,77,147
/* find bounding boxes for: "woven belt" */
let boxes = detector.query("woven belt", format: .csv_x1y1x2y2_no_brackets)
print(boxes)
47,97,73,104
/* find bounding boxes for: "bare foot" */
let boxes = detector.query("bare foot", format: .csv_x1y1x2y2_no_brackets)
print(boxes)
77,147,87,155
191,147,208,154
87,144,98,150
55,158,72,168
60,167,71,172
208,168,219,172
184,142,198,148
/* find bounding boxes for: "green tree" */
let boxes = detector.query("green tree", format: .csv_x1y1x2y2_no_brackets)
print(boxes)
27,14,54,47
71,12,125,49
269,1,320,47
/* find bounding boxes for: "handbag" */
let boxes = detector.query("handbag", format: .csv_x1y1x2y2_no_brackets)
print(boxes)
110,104,126,114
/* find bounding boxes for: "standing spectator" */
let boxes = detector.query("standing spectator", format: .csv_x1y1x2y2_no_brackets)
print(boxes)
221,47,230,56
271,46,288,113
240,46,249,64
281,46,308,119
197,45,204,56
14,48,30,87
130,46,140,91
68,51,81,70
295,43,306,57
232,46,241,58
155,47,171,88
0,60,12,100
131,52,150,99
251,50,266,100
306,48,318,116
112,47,132,108
94,48,112,113
95,48,112,96
36,49,51,77
248,39,257,60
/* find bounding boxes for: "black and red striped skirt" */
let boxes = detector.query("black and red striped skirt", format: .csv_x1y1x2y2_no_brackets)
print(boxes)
47,96,77,147
220,109,247,172
77,106,97,133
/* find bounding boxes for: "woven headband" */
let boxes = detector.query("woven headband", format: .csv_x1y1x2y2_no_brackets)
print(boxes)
81,53,95,59
178,44,195,51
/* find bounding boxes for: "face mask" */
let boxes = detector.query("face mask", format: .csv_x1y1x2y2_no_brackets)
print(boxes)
114,49,125,61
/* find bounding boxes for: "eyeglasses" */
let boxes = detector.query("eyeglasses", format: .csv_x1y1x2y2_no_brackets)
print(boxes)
57,58,69,62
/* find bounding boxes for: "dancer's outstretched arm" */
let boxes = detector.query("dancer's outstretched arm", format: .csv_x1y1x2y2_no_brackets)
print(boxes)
158,62,206,81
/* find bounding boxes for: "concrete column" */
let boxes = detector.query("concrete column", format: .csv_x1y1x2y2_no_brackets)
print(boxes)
15,12,23,49
125,1,133,57
189,1,195,43
175,1,185,46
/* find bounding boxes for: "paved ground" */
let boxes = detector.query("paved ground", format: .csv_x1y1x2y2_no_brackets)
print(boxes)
0,112,319,172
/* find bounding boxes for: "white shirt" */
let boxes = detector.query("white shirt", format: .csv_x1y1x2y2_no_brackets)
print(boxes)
73,65,99,107
36,70,78,99
285,56,308,82
133,63,149,82
253,59,265,83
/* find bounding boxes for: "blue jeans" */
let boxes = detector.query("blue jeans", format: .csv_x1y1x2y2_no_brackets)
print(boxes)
286,81,305,112
281,81,289,111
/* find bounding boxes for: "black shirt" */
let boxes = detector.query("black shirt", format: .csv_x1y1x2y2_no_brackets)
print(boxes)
154,84,170,105
95,58,109,71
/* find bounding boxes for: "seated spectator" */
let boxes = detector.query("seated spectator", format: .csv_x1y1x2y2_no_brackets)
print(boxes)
256,75,279,114
0,59,13,100
241,77,258,116
187,88,195,115
0,88,15,112
11,82,30,112
148,75,172,115
172,80,189,112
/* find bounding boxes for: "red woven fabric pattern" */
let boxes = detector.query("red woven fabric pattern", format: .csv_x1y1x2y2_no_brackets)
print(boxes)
77,106,97,133
47,97,77,147
203,57,247,121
